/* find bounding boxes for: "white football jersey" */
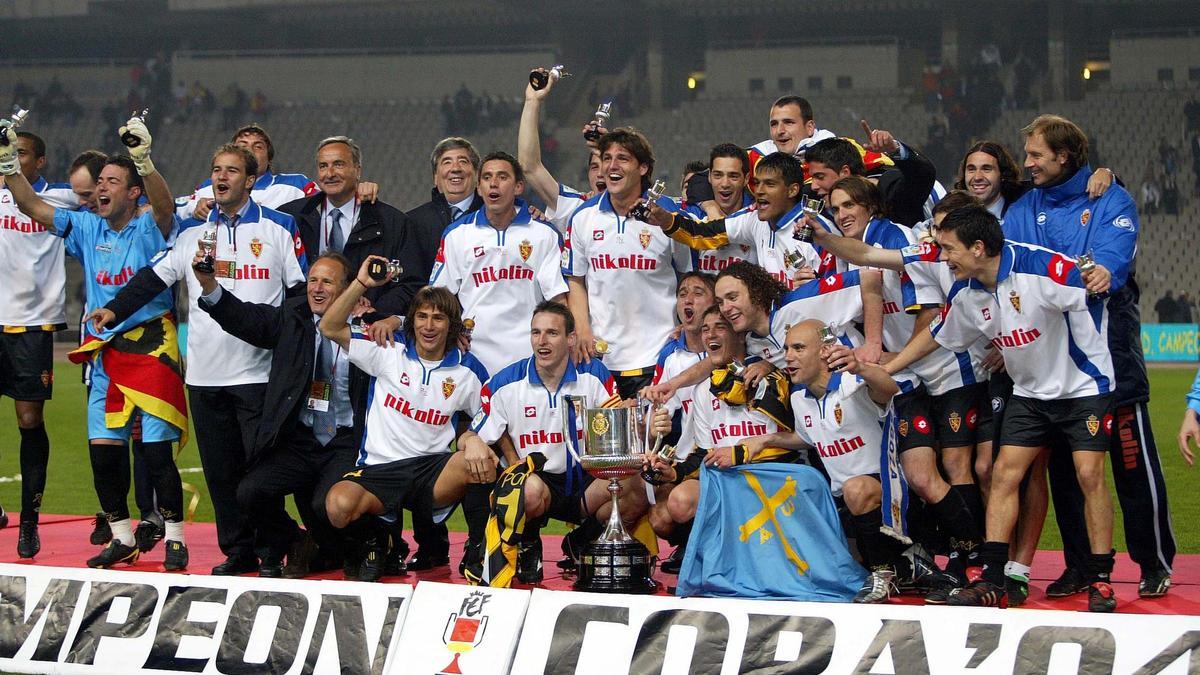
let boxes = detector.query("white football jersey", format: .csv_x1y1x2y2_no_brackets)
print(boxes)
473,356,617,474
689,379,786,453
0,177,78,328
351,338,487,466
745,271,866,368
900,241,990,387
152,199,307,386
430,203,568,375
931,243,1113,400
652,335,706,457
791,371,888,496
562,191,693,372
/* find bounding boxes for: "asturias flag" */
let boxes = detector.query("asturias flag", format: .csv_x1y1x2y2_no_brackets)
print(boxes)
677,463,865,601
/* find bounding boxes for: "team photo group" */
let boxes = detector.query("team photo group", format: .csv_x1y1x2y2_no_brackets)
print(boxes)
0,63,1184,615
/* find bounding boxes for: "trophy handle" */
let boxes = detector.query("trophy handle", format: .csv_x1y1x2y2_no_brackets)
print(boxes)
637,399,664,457
562,395,584,462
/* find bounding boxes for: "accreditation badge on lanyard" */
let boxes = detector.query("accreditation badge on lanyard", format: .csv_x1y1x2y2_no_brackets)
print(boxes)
307,380,331,412
215,215,240,279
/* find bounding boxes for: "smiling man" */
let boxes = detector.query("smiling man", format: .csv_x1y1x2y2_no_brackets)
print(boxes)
746,95,836,192
280,136,427,318
431,151,568,375
94,143,308,577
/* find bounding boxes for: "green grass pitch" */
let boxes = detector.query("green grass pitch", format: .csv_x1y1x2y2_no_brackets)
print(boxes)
1,361,1196,552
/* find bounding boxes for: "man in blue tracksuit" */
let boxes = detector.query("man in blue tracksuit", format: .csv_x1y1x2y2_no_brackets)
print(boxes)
1003,114,1175,598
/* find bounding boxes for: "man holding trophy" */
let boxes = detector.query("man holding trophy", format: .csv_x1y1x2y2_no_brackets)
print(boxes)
471,302,629,584
3,114,190,571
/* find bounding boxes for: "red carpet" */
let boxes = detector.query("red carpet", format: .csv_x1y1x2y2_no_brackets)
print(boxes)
2,513,1196,615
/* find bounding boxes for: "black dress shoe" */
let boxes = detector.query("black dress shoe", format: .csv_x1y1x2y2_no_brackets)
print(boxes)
211,555,259,576
17,521,40,559
259,556,284,578
89,512,111,545
660,545,686,575
407,549,450,571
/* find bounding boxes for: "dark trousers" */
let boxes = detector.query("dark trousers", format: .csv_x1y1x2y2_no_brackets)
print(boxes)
237,425,358,559
188,383,266,560
1049,400,1176,574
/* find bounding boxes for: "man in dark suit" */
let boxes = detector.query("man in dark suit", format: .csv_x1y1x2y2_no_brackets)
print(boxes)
280,136,428,317
805,130,937,227
406,137,484,255
196,251,372,578
399,136,484,570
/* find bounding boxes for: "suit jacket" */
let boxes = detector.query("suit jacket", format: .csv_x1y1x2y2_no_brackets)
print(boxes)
198,292,369,460
405,187,483,260
280,193,428,316
874,145,937,226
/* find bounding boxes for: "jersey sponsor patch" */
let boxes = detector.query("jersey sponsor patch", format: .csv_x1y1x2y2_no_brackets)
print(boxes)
1113,215,1134,231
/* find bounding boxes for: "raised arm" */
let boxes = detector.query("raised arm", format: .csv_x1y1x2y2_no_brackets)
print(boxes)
321,256,391,349
518,69,561,207
0,126,56,227
811,224,904,271
119,115,175,238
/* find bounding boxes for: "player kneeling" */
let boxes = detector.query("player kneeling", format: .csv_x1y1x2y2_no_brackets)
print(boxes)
471,302,649,585
645,307,803,567
784,320,910,603
319,263,495,581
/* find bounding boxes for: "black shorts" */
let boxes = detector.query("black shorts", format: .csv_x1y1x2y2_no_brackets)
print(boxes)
535,470,594,525
988,372,1014,449
613,367,655,400
894,383,987,452
340,453,453,516
0,331,54,401
999,394,1114,452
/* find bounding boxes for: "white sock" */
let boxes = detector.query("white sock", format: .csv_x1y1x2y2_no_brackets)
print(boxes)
110,519,134,547
1005,561,1031,580
165,520,185,544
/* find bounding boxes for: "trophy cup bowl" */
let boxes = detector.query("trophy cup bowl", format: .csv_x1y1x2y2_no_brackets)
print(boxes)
564,398,658,593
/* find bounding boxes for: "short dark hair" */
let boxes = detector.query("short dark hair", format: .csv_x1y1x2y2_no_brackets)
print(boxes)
404,286,464,352
716,261,789,314
772,95,815,124
1021,114,1089,170
70,150,108,182
598,127,655,191
532,300,574,334
679,270,717,295
212,143,259,178
709,143,750,174
15,131,45,158
805,138,864,176
829,175,886,218
480,150,525,184
701,305,724,321
232,124,274,162
937,204,1004,257
953,140,1023,200
754,152,804,189
310,252,352,285
103,155,144,192
431,137,481,175
931,190,983,220
683,159,708,176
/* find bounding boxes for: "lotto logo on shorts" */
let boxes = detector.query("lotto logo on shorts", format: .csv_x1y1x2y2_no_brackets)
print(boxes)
913,416,931,435
1103,413,1114,435
966,408,978,429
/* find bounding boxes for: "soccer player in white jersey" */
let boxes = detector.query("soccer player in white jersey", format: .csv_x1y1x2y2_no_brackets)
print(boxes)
823,177,985,598
92,143,308,576
320,267,495,581
473,302,629,582
647,306,804,571
884,205,1119,612
650,153,821,288
560,128,693,398
430,151,568,374
0,129,77,554
673,144,758,274
782,319,906,603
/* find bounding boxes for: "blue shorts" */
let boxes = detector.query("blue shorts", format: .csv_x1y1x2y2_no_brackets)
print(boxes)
86,351,181,443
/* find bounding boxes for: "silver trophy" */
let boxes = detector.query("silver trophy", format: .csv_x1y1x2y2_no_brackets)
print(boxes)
195,226,217,274
583,102,612,142
367,258,403,282
1077,249,1103,299
121,108,149,148
529,64,569,91
793,196,823,243
0,105,29,148
563,396,658,593
628,179,667,222
820,324,841,370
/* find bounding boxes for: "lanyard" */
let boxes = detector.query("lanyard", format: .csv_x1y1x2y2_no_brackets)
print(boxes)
219,213,241,254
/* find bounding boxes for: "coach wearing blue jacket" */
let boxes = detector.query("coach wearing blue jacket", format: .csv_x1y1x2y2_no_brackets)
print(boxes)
1003,114,1174,598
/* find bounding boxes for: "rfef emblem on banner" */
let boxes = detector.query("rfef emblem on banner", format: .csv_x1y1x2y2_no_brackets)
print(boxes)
439,590,491,674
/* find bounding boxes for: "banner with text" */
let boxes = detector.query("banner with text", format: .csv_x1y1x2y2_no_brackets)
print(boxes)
510,588,1199,674
0,563,411,675
1141,323,1199,362
394,581,530,675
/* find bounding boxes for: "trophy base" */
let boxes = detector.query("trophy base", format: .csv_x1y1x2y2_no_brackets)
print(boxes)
574,539,658,594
